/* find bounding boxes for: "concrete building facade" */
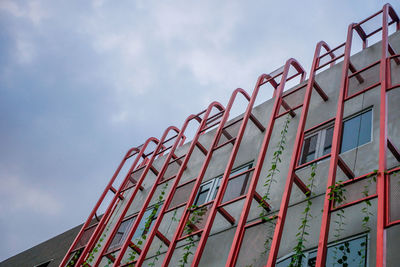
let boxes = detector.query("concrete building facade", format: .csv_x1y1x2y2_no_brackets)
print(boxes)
2,4,400,267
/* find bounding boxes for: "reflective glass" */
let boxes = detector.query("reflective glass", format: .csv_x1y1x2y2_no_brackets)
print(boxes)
300,134,318,164
341,110,372,153
323,127,334,155
194,182,212,206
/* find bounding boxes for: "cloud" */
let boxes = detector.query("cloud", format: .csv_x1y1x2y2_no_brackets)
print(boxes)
15,35,36,64
0,0,48,25
0,173,62,216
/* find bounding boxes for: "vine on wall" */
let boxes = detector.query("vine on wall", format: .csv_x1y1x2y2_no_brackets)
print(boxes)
84,225,110,266
289,163,317,267
178,205,208,267
328,180,347,266
124,181,170,265
245,114,291,267
260,114,292,220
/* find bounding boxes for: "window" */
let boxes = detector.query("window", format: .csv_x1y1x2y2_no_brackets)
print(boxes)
300,109,372,165
300,127,333,165
108,204,162,251
276,234,368,267
340,109,372,153
109,217,134,250
193,162,253,206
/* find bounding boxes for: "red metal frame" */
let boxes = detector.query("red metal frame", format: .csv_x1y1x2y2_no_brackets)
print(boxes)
225,58,307,267
188,76,294,266
314,5,400,267
91,125,185,266
120,101,227,267
160,86,270,266
62,5,400,267
60,136,162,267
94,111,208,266
60,146,140,266
264,43,331,266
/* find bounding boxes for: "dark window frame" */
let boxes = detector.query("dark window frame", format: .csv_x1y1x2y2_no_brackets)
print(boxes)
276,233,369,267
108,203,162,252
193,161,253,206
299,108,373,165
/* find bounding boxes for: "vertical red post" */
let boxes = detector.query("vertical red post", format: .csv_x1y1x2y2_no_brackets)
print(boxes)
376,4,390,267
75,137,161,267
161,101,229,266
96,126,182,267
315,24,355,267
59,147,140,267
266,43,329,266
189,88,255,266
225,58,306,267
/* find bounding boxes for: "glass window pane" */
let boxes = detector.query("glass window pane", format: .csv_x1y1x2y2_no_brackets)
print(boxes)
358,110,372,146
341,110,372,153
341,114,361,152
323,127,334,155
194,182,212,206
325,236,367,266
223,171,251,203
132,209,153,241
109,218,133,250
212,177,222,200
230,163,252,177
301,134,318,164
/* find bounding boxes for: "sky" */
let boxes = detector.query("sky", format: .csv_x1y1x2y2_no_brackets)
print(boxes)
1,0,399,262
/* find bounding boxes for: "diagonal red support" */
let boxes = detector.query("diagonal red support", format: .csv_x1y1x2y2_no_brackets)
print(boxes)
293,173,311,196
337,156,355,179
388,138,400,162
218,207,235,225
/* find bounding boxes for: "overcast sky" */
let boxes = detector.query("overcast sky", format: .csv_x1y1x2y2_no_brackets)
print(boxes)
1,0,399,262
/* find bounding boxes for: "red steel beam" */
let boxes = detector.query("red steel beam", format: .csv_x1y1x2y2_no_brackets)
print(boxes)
134,102,224,266
376,4,391,266
224,58,306,267
59,146,140,266
97,125,183,266
73,137,161,267
190,75,302,266
315,23,354,267
266,43,330,267
162,88,253,267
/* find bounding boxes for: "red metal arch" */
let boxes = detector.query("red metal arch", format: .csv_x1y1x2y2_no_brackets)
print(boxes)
92,124,186,266
224,57,307,267
60,135,161,267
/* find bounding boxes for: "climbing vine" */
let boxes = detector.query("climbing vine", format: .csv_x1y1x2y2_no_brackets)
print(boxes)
260,114,292,220
328,180,347,266
84,225,110,266
125,181,170,265
67,249,83,267
148,209,179,266
178,205,208,267
289,163,317,267
355,170,377,266
244,114,291,267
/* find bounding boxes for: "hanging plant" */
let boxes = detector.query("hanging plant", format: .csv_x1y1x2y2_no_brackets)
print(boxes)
328,180,347,266
126,182,170,265
260,114,292,219
84,225,110,266
148,209,179,266
67,248,83,267
245,114,291,267
178,205,208,267
289,163,317,267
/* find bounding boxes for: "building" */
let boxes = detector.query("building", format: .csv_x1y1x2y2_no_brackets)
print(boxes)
2,4,400,267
